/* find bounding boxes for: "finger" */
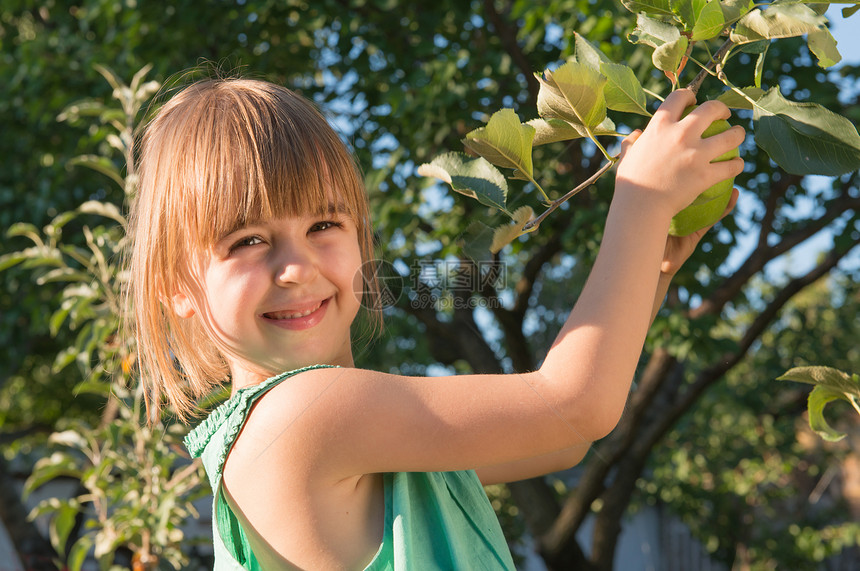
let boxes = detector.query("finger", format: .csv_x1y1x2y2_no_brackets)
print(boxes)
652,89,697,122
618,129,642,159
703,124,745,155
707,156,745,186
684,99,732,130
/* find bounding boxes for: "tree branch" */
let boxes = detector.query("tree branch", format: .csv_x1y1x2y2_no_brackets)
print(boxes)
687,38,734,95
692,189,860,319
538,349,676,558
541,221,858,565
757,173,795,249
583,240,854,570
402,283,503,373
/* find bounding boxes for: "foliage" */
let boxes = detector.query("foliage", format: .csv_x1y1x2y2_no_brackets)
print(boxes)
24,384,206,571
644,276,860,569
2,2,860,570
2,65,207,570
779,366,860,442
420,1,860,251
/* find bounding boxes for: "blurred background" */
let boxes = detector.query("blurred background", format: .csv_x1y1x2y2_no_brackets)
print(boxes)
1,1,858,569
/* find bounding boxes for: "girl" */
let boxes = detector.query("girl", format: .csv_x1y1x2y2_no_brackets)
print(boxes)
129,77,743,570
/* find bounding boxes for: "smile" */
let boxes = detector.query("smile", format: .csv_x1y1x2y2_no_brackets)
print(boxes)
261,298,330,330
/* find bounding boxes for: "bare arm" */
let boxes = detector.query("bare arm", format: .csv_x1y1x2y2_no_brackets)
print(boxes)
237,90,746,481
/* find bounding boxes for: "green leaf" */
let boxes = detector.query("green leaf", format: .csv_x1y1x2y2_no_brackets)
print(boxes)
739,39,770,54
50,502,78,556
844,5,860,17
671,0,726,39
78,200,127,226
536,61,607,129
731,3,839,68
599,61,651,116
652,36,689,74
527,116,619,146
24,452,84,497
778,366,860,442
733,3,827,43
628,14,682,49
778,366,860,396
720,0,755,24
73,379,112,397
716,86,766,109
628,14,689,73
690,0,726,41
6,221,41,241
490,206,534,253
0,252,29,272
56,99,118,123
37,267,92,285
574,32,612,72
752,87,860,176
53,346,79,373
619,0,674,17
458,221,496,263
49,303,73,337
46,211,78,235
672,0,707,30
67,155,124,189
463,109,536,178
528,118,587,146
807,385,852,441
27,497,64,520
49,429,90,449
417,152,509,212
807,28,841,68
754,44,769,88
67,536,94,571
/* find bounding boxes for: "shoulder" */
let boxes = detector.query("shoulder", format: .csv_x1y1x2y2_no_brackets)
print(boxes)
227,367,370,471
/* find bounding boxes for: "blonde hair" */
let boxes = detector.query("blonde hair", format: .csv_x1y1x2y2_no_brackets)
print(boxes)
129,77,379,421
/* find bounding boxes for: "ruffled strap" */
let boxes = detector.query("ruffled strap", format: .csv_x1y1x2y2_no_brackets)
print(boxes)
184,364,336,471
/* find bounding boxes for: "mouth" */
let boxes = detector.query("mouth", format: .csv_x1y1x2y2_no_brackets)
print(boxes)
261,298,330,330
263,300,324,320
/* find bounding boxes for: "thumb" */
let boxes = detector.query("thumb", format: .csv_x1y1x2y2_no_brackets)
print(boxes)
618,130,642,160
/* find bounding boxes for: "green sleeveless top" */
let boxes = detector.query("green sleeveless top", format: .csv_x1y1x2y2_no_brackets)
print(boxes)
184,365,517,570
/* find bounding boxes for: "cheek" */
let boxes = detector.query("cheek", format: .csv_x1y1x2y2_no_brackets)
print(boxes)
351,263,365,307
334,244,365,308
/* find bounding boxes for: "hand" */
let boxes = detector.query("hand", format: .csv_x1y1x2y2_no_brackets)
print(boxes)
614,90,745,221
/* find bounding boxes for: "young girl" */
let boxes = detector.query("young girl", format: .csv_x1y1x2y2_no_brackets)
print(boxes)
129,77,743,569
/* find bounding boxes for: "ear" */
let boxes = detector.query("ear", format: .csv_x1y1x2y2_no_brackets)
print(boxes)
172,292,196,318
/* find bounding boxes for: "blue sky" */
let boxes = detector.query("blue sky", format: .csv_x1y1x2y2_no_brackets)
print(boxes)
827,6,860,65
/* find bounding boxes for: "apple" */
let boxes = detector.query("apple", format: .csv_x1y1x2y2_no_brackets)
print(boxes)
668,106,739,237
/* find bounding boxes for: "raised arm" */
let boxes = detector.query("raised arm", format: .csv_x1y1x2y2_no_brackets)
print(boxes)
230,90,745,484
536,90,744,439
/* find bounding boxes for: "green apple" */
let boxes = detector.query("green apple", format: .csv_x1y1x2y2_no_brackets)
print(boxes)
669,105,739,237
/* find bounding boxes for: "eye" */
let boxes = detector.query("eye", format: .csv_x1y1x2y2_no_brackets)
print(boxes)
229,235,264,251
309,220,343,233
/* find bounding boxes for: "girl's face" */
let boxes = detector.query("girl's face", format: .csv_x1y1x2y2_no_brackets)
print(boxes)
175,207,363,391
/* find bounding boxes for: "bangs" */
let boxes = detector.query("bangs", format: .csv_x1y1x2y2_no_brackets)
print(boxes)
157,79,367,250
131,77,382,421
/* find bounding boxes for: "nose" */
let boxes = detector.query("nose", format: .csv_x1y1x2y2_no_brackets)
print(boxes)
273,242,319,286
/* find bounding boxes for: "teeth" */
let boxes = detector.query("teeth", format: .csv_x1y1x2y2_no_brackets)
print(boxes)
267,301,321,320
